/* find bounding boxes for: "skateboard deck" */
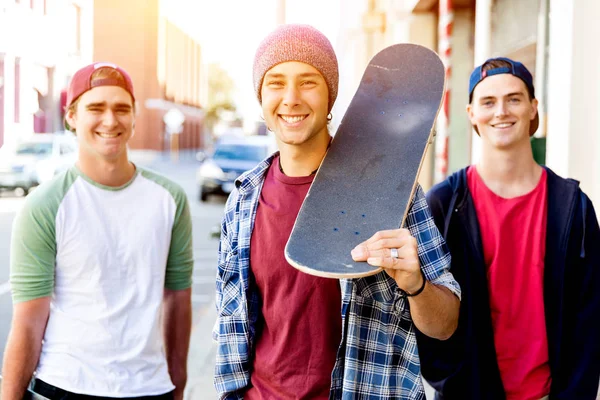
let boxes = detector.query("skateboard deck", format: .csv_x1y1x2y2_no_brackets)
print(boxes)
285,43,445,279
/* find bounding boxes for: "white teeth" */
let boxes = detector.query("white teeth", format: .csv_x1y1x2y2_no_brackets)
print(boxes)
281,115,306,123
493,123,513,128
97,132,119,138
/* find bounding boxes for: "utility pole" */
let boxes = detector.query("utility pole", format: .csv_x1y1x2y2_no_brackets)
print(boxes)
435,0,453,183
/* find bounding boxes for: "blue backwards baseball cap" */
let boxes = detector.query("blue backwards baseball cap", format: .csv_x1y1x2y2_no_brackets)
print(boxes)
468,57,538,135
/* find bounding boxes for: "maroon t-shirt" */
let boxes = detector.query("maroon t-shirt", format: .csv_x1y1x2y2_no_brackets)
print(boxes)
245,156,342,400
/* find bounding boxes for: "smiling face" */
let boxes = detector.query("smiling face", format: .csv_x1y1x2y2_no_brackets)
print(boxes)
260,61,330,148
467,74,538,150
66,85,135,164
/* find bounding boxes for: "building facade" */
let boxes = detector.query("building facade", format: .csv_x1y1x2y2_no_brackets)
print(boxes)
0,0,93,147
93,0,205,151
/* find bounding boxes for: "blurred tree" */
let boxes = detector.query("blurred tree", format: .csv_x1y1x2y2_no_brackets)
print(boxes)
205,63,236,136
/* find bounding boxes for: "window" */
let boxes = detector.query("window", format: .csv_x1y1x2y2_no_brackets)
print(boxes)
16,142,52,156
213,145,268,162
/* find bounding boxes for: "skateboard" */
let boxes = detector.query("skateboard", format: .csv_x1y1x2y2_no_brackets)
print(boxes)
284,43,445,279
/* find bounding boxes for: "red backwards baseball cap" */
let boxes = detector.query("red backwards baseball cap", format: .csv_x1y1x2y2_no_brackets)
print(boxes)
66,62,135,109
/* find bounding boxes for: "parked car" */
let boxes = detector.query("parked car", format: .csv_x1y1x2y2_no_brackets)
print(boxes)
0,133,78,196
196,135,275,202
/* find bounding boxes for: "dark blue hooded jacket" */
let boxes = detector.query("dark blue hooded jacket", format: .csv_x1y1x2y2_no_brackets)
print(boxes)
417,166,600,399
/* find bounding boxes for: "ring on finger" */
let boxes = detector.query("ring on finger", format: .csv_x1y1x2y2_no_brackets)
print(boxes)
390,248,399,258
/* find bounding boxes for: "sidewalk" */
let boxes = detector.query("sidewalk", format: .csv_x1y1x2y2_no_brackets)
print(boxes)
185,300,218,399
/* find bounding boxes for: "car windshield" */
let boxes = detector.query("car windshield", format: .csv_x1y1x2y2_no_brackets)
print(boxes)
213,144,266,162
15,142,53,156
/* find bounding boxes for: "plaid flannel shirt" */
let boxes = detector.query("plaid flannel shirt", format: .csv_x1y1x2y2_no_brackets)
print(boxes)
213,154,461,399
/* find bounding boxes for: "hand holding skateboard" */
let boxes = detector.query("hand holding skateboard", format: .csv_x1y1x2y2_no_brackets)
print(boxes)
351,228,424,294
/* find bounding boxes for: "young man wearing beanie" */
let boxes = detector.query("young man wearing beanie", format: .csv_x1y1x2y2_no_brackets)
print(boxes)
417,58,600,399
214,24,461,399
2,63,193,400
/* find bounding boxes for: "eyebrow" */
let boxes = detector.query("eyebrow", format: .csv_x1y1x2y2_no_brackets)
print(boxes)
479,92,526,101
85,102,132,109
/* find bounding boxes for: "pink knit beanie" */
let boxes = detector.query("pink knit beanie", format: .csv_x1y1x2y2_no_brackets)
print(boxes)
253,24,339,112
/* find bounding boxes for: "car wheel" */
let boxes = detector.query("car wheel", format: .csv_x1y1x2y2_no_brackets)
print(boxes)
14,187,27,197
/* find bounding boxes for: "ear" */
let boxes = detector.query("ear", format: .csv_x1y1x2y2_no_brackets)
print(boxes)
466,103,481,135
466,103,476,125
530,98,539,121
65,109,77,132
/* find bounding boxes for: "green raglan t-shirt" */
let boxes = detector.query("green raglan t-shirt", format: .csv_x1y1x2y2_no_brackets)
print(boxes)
9,165,194,396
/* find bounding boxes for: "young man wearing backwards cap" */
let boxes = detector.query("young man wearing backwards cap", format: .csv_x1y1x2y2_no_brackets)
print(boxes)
213,24,461,399
417,58,600,399
2,63,193,400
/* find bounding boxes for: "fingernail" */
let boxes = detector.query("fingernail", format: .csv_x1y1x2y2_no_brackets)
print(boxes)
351,248,364,259
367,257,379,265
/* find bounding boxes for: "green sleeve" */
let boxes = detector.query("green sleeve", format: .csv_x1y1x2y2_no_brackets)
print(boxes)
165,186,194,290
10,191,58,303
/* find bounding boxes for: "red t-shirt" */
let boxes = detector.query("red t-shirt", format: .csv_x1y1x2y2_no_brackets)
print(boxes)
246,156,342,400
468,166,551,400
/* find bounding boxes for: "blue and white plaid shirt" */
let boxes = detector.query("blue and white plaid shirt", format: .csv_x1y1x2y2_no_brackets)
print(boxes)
213,154,461,400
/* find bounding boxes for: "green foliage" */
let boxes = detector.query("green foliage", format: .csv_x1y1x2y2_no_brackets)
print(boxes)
205,63,236,128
